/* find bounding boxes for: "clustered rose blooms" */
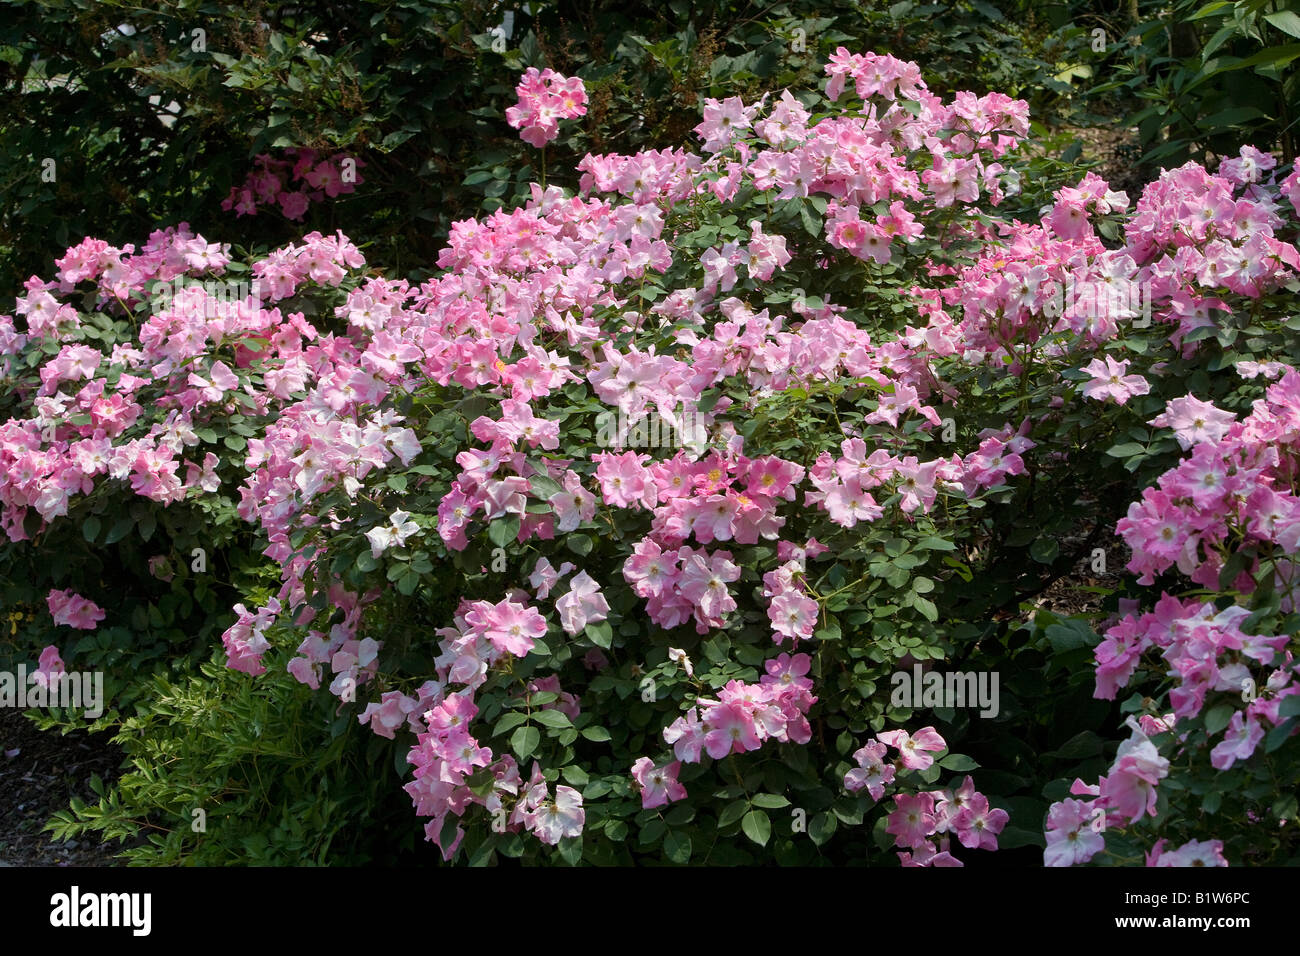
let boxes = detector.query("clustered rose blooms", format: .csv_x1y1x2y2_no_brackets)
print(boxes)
840,726,1008,866
222,147,365,220
7,45,1299,866
208,50,1063,858
0,224,364,546
1045,365,1300,867
505,67,588,148
222,56,1299,862
1041,716,1231,868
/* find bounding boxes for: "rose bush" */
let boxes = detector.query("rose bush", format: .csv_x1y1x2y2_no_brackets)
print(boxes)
6,45,1300,866
0,225,431,864
217,53,1300,864
0,225,371,702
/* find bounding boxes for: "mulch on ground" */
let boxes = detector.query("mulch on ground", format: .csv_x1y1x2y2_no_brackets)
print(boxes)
0,706,131,866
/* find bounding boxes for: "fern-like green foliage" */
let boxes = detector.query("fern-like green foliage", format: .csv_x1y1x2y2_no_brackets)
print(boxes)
42,655,424,865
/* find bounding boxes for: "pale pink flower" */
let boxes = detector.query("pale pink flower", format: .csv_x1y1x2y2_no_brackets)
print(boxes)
529,784,585,845
554,570,610,635
631,757,687,809
483,599,547,657
1044,799,1105,867
47,589,106,630
1081,355,1150,405
30,645,66,690
877,726,946,770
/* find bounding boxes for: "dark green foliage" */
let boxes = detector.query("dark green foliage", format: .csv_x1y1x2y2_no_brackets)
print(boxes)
0,1,1069,291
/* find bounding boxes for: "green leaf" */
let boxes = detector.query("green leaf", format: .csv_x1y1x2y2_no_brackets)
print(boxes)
511,725,540,760
996,825,1047,850
1198,105,1270,128
566,533,594,557
1265,11,1300,38
580,725,611,742
584,620,613,649
1045,620,1096,653
488,515,521,547
1203,702,1235,736
529,474,564,499
493,711,528,735
939,753,979,771
1188,1,1232,19
917,536,957,552
663,830,692,863
1265,718,1295,753
1274,794,1298,822
104,516,134,545
81,516,101,543
584,779,613,800
639,818,667,845
1209,42,1300,75
467,839,496,868
1105,442,1145,458
532,709,571,730
396,568,420,595
718,799,748,828
1029,537,1060,564
604,819,628,841
800,203,821,237
1044,730,1103,759
814,618,842,642
741,809,771,846
809,811,837,846
751,793,791,809
557,835,583,865
439,814,460,854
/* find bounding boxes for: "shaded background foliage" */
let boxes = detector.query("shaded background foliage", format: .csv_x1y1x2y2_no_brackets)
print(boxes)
4,0,1295,293
1048,0,1300,169
1,0,1079,292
